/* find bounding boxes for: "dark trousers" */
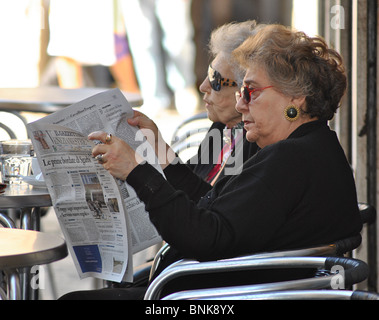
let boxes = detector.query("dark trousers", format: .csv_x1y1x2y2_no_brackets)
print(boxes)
59,286,147,300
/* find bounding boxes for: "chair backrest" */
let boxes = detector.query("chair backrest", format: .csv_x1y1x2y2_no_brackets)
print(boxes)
0,213,16,228
170,112,212,161
0,111,29,140
145,256,369,300
0,123,17,139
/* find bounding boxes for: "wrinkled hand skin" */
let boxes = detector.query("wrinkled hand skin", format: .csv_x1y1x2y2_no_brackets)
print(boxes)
88,131,142,181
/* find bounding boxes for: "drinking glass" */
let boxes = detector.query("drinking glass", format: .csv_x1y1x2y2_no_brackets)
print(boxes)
0,140,33,184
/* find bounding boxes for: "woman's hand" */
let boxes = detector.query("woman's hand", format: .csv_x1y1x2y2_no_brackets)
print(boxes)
127,110,160,144
88,131,143,181
127,110,176,169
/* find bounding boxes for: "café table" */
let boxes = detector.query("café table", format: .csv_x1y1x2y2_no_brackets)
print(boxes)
0,183,53,299
0,86,143,113
0,87,143,139
0,183,51,230
0,228,67,300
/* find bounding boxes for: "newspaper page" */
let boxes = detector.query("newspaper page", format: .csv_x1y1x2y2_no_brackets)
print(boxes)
27,88,162,282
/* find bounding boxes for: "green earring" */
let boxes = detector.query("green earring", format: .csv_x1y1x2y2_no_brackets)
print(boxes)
284,105,300,121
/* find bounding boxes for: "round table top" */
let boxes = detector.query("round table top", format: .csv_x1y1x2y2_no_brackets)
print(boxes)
0,86,143,113
0,183,51,209
0,228,67,269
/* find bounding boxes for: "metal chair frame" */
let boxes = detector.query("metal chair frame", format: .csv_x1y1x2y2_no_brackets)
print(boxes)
0,111,29,139
170,112,211,158
145,256,369,300
147,232,362,283
0,123,17,139
173,289,379,300
142,203,374,299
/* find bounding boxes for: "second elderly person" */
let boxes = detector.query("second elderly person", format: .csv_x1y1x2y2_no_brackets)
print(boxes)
127,20,261,201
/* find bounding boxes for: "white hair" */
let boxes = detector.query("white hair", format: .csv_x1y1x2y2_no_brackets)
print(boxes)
209,20,262,86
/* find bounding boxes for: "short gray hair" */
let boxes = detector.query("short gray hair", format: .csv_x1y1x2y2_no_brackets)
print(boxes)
233,24,347,121
209,20,261,86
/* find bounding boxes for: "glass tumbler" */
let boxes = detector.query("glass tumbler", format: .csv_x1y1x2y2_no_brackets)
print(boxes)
0,140,33,184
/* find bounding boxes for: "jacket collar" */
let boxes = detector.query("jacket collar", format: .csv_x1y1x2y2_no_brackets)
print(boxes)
287,120,327,140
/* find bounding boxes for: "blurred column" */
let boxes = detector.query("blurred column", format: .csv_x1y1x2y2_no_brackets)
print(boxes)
320,0,378,292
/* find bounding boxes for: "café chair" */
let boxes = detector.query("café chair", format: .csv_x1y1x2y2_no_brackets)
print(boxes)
146,255,369,300
168,289,379,300
131,203,373,299
116,232,359,293
170,112,211,159
144,202,373,279
147,233,362,285
0,122,17,139
0,212,17,228
359,202,376,224
141,202,374,300
0,111,28,139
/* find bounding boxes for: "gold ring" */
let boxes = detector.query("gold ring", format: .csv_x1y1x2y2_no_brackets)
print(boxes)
95,154,105,163
105,133,112,144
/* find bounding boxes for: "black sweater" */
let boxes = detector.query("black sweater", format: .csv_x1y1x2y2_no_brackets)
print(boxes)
127,120,362,263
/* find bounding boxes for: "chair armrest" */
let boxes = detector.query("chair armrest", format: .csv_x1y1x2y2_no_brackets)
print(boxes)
174,289,379,300
145,256,368,300
132,261,153,287
359,202,376,224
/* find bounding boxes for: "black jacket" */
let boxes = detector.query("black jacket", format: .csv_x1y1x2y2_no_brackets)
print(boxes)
127,120,362,265
165,121,259,201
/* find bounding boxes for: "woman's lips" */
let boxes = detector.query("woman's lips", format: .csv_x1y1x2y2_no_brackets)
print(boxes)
243,120,255,131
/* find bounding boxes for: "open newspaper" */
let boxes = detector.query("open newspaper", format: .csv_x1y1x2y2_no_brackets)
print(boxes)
27,88,162,283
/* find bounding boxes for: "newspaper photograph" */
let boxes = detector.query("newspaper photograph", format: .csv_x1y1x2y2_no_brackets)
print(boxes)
27,88,162,283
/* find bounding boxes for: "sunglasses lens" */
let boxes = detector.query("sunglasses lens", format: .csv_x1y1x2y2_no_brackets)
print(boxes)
208,66,221,91
243,87,251,103
211,79,221,91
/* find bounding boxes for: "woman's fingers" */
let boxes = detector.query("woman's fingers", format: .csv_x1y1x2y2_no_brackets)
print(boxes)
88,131,115,158
88,131,142,180
128,110,159,133
88,131,109,143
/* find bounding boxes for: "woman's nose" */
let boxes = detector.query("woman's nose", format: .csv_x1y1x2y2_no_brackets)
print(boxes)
199,77,211,94
235,94,247,113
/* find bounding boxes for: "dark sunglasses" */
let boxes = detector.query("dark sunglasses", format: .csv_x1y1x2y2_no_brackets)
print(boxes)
208,65,238,91
235,85,273,103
